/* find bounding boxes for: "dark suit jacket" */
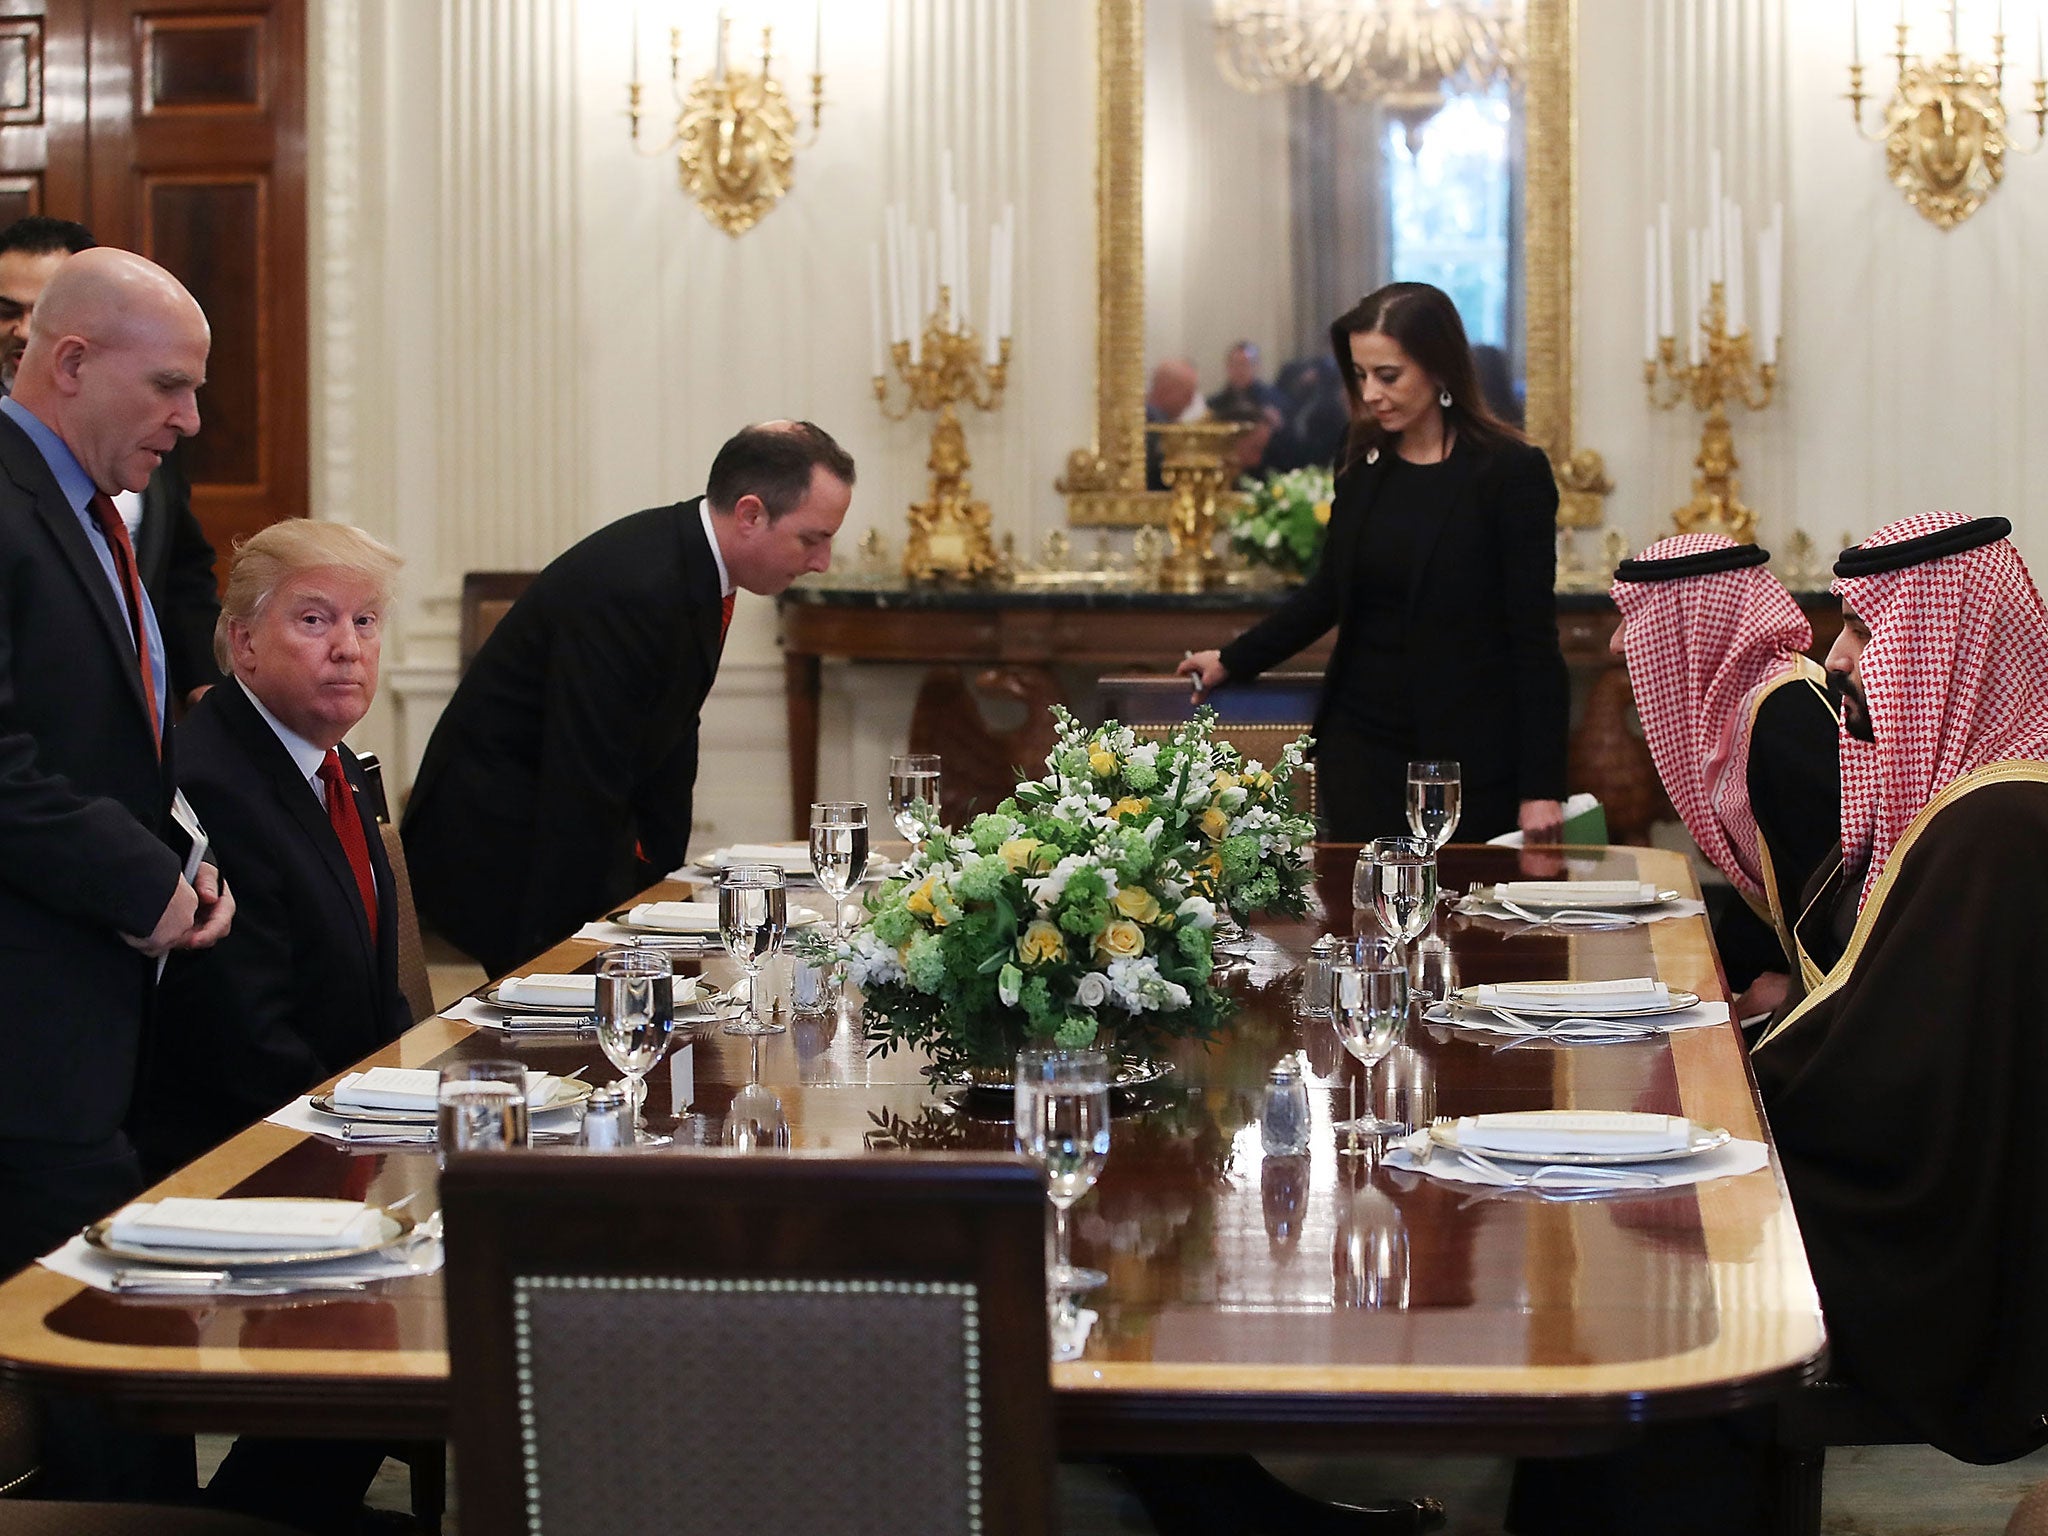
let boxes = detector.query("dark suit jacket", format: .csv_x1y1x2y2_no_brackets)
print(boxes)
0,412,182,1147
403,499,724,974
132,450,223,700
1219,436,1569,805
134,681,410,1175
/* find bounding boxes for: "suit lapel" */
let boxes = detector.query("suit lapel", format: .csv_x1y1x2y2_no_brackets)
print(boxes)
1402,442,1482,615
0,415,153,727
678,496,724,678
1331,455,1390,622
216,684,379,977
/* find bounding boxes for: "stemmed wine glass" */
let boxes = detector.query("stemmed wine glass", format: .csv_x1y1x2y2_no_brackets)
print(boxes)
887,753,943,848
808,801,870,940
1367,835,1438,959
1405,760,1462,852
1329,942,1409,1152
718,864,789,1037
595,946,674,1144
1016,1048,1111,1293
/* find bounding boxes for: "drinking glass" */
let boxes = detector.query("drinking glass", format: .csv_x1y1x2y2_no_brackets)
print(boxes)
1016,1048,1111,1293
808,801,870,939
595,946,674,1143
1367,836,1438,956
436,1058,530,1163
719,864,789,1037
1405,759,1462,852
1329,945,1409,1151
887,753,943,845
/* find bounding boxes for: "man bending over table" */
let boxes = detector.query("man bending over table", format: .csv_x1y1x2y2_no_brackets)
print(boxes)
403,421,855,976
1608,534,1839,1022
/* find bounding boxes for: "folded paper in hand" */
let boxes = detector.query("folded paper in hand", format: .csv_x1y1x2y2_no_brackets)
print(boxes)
108,1198,386,1252
1473,978,1670,1011
332,1065,560,1112
1453,1110,1693,1157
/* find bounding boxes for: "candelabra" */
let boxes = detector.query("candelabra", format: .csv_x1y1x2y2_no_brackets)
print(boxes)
1846,1,2046,229
627,11,825,237
1150,421,1253,593
874,293,1011,584
1645,281,1778,544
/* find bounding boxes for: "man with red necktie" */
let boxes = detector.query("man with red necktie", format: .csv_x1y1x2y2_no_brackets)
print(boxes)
404,421,856,976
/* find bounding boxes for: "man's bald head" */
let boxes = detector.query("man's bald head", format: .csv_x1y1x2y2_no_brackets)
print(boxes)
10,247,208,495
1148,359,1199,419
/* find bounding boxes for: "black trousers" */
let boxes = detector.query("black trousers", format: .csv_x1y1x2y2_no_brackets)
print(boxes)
1313,720,1520,845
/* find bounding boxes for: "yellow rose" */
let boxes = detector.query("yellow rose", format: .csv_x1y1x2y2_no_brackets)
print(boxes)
1113,886,1162,924
1087,743,1118,777
1313,499,1332,526
904,874,949,927
998,837,1041,872
1212,770,1238,794
1251,769,1274,790
1094,917,1145,959
1017,920,1066,965
1200,805,1230,842
1111,796,1150,821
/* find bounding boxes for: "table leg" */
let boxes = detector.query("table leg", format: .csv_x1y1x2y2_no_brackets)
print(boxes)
785,650,822,838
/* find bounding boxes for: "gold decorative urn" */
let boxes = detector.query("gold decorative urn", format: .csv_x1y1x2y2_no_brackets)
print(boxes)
1151,420,1252,593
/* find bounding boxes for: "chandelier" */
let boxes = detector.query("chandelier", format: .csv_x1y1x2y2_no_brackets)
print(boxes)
1212,0,1523,110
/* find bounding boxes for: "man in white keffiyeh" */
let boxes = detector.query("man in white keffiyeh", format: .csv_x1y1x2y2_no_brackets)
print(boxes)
1610,535,1838,1014
1750,512,2048,1468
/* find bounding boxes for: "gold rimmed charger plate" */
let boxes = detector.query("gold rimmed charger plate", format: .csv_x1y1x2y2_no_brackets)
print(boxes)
600,908,826,937
86,1198,416,1268
307,1076,595,1124
1448,987,1701,1019
1428,1117,1731,1166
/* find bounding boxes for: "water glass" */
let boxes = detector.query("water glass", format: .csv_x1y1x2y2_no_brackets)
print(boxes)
1367,835,1438,954
1405,759,1462,852
596,945,674,1143
719,864,789,1036
1377,1044,1436,1136
1411,934,1455,1004
1329,944,1409,1151
808,801,870,938
887,753,943,845
436,1058,530,1163
1016,1048,1111,1294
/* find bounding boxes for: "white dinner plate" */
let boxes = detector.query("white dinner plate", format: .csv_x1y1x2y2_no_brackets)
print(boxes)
1428,1116,1731,1166
1450,987,1702,1019
306,1075,595,1125
601,907,827,937
85,1199,416,1268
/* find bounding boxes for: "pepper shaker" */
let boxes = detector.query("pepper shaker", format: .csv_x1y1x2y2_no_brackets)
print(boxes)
1261,1055,1313,1157
1297,935,1338,1017
579,1084,633,1149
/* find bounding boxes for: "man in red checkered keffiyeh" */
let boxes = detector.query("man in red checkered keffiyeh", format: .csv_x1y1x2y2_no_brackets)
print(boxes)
1611,536,1838,949
1828,511,2048,910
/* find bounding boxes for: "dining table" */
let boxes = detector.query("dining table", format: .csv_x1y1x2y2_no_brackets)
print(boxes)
0,842,1826,1457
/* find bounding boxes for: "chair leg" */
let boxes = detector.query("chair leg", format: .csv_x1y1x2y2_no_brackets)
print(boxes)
1765,1444,1824,1536
404,1441,446,1534
1112,1454,1446,1536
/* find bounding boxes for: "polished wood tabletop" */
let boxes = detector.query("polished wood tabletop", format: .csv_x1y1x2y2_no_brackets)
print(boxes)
0,844,1826,1453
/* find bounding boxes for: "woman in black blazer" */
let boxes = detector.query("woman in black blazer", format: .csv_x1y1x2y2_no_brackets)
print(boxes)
1179,282,1569,843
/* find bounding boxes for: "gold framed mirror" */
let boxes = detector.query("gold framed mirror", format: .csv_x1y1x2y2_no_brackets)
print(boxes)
1060,0,1612,530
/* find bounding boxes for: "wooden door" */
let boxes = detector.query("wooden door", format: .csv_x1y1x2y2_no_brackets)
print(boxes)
0,0,86,224
86,0,306,546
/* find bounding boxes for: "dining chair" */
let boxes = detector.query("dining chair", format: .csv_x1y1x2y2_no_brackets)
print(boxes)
441,1150,1054,1536
1100,671,1321,815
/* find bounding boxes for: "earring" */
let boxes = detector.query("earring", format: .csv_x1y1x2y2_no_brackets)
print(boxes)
1438,387,1453,408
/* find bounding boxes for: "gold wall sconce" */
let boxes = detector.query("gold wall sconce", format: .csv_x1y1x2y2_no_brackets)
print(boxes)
1846,1,2046,229
628,8,826,236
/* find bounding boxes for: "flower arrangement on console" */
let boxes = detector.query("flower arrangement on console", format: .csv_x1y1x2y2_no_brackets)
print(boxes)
843,708,1315,1084
1225,465,1335,578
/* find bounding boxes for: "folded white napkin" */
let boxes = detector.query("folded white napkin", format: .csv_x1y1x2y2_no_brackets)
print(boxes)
499,973,599,1006
1490,881,1659,906
709,843,813,872
332,1065,561,1112
1473,978,1671,1011
1453,1110,1693,1156
625,902,720,934
1388,1133,1768,1195
107,1198,387,1252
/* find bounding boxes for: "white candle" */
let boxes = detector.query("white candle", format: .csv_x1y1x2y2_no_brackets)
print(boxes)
985,221,1002,366
1852,0,1861,66
631,8,641,83
1950,0,1959,54
939,191,956,326
813,0,823,75
907,235,923,366
1000,203,1016,339
924,227,939,324
884,214,903,346
1686,227,1702,366
1644,225,1659,361
868,244,885,377
1707,150,1723,285
954,200,971,339
1725,201,1744,334
715,9,727,82
2037,15,2043,79
1658,202,1674,338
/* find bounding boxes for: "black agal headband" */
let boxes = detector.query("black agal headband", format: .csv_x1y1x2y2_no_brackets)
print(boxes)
1613,542,1772,583
1834,517,2011,578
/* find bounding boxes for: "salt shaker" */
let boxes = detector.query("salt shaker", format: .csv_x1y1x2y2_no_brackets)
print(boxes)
579,1084,633,1149
1297,935,1338,1017
1261,1056,1312,1156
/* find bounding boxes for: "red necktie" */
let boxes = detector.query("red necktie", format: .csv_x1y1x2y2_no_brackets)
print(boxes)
719,591,736,648
87,493,160,754
318,749,380,938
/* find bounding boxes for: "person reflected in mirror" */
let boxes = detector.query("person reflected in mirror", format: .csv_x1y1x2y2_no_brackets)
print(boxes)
1144,357,1200,490
1206,339,1286,425
1179,282,1569,844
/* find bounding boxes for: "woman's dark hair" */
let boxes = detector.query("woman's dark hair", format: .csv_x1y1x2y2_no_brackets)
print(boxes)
1329,282,1525,472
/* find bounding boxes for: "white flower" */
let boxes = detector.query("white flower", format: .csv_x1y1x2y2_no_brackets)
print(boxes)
1074,972,1109,1009
843,928,905,989
998,969,1022,1007
1176,895,1217,930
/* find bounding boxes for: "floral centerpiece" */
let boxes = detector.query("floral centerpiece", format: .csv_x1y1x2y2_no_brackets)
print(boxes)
1225,465,1336,578
842,708,1315,1085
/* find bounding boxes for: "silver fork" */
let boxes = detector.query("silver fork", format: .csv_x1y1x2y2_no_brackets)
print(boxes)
1496,899,1634,931
1445,1140,1665,1193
